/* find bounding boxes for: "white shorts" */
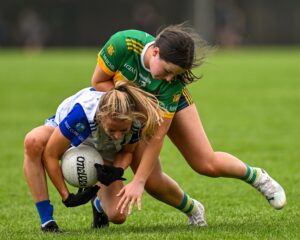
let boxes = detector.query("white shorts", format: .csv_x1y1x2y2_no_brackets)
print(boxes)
44,115,58,128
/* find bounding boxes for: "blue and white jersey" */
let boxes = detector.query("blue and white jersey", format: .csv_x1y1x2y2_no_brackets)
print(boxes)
46,87,141,161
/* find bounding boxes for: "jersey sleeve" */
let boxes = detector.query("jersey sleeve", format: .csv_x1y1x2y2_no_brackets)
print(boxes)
59,103,91,146
97,31,127,76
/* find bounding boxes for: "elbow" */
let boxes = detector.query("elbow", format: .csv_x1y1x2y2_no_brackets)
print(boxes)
91,77,97,89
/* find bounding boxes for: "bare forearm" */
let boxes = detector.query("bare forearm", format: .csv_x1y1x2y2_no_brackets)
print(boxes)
44,156,69,200
133,119,170,185
114,144,136,169
114,152,133,170
92,80,114,91
133,138,164,185
91,64,115,91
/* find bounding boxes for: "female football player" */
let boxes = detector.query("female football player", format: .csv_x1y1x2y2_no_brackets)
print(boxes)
24,81,162,232
91,23,286,220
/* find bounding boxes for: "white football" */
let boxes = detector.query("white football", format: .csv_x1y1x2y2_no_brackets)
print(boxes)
61,144,103,188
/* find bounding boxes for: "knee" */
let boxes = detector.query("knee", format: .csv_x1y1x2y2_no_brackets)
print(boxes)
24,132,46,158
190,154,221,177
108,212,126,224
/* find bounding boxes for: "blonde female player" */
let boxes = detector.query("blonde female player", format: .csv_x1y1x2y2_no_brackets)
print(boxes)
23,81,162,232
91,23,286,224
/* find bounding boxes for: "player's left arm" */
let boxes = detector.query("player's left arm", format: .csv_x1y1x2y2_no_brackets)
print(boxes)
94,144,137,186
113,143,137,169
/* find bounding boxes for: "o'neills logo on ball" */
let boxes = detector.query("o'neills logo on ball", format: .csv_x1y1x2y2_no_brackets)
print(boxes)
77,156,88,187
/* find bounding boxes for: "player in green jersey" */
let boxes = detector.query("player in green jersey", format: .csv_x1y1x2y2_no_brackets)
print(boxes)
91,23,286,225
96,29,185,118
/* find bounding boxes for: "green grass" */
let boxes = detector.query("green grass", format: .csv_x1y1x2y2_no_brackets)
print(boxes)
0,47,299,239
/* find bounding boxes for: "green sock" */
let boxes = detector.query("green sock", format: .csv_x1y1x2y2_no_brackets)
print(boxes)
242,164,261,184
177,193,196,215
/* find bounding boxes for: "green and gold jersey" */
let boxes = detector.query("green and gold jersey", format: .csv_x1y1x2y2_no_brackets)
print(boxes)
97,29,185,118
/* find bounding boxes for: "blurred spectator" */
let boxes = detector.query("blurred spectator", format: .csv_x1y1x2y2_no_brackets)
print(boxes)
215,0,246,47
131,2,164,35
0,1,298,47
18,9,50,50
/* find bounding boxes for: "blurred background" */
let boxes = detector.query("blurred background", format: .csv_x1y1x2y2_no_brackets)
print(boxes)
1,0,299,49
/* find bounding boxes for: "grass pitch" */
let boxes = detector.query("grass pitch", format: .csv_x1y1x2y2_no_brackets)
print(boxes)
0,47,299,239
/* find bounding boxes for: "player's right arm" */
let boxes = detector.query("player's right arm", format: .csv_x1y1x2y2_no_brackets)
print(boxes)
43,127,71,200
91,31,126,91
44,103,99,206
43,103,89,200
43,127,100,207
91,64,115,91
116,117,172,214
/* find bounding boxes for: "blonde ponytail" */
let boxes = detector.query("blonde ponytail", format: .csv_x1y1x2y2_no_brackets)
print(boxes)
96,81,163,140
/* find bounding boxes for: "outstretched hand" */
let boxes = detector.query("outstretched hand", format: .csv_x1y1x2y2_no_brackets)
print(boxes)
94,163,126,186
62,185,100,207
116,180,145,215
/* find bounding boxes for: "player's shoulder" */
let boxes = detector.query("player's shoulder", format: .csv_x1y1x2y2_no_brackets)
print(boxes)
72,88,103,108
73,88,104,120
75,87,103,99
111,29,155,46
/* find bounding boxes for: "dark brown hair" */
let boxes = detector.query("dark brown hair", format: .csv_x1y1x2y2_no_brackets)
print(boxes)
154,23,209,84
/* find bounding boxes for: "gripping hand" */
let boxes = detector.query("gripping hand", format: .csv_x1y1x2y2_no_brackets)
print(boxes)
62,185,100,207
94,163,126,186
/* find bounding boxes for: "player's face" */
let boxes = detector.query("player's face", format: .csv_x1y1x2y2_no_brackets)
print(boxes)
101,117,132,141
149,47,185,82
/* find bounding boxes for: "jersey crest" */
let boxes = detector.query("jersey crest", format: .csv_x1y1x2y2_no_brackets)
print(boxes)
107,44,115,56
172,93,181,102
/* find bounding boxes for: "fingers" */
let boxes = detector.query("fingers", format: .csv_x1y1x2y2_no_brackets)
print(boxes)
115,182,143,215
94,163,105,171
127,198,136,215
116,188,132,214
81,185,99,196
116,188,125,210
120,197,130,214
116,187,125,197
116,195,140,215
137,197,142,211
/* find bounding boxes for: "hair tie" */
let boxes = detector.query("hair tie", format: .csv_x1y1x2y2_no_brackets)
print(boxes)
116,86,136,109
116,86,127,92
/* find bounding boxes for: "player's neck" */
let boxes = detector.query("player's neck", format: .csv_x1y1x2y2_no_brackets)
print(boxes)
143,44,154,69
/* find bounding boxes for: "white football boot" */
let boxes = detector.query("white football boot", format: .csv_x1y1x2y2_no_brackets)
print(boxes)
187,200,207,226
252,168,287,209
